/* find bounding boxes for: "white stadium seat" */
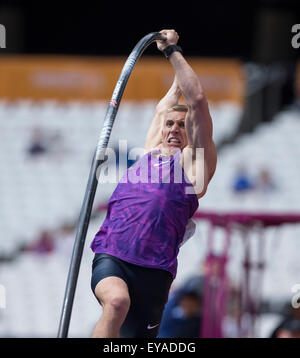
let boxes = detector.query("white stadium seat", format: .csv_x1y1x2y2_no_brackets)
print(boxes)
1,100,299,337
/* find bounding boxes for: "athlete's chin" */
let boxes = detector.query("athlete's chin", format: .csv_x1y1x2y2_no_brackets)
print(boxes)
167,143,183,149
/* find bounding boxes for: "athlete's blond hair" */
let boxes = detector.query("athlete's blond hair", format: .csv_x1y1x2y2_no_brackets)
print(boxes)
167,104,188,113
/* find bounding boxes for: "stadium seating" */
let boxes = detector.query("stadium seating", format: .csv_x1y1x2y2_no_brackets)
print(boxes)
0,99,242,255
0,99,299,337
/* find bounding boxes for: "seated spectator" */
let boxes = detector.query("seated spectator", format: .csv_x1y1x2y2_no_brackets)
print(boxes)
27,126,67,161
270,306,300,338
27,127,48,157
23,230,55,255
272,318,300,338
158,275,203,338
254,168,276,194
231,165,254,194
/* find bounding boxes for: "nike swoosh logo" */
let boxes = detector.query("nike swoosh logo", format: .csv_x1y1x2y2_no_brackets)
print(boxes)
147,323,160,330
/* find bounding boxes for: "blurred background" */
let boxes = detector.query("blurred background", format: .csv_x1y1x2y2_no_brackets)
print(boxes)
0,0,300,338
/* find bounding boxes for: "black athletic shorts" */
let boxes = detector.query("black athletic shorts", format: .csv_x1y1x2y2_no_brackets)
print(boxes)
91,253,173,338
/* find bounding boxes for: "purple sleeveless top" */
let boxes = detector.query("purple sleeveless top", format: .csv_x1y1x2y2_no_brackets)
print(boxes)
90,149,199,278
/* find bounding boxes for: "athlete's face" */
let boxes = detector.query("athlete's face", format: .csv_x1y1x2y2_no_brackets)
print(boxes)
161,111,188,150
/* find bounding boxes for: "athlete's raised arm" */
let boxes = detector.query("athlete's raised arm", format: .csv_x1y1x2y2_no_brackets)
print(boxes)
157,29,217,197
144,76,181,152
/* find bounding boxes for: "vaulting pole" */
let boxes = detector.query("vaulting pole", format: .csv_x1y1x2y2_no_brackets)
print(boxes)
57,32,163,338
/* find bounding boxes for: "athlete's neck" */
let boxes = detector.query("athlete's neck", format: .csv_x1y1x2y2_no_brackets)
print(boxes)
156,145,181,158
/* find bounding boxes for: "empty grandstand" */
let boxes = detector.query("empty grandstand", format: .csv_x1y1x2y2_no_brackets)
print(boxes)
0,42,299,338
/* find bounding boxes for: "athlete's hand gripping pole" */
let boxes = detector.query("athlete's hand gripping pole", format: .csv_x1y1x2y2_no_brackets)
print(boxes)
57,32,164,338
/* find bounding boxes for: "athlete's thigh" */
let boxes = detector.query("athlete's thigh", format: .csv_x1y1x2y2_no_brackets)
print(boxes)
120,267,172,338
121,290,169,337
91,254,130,305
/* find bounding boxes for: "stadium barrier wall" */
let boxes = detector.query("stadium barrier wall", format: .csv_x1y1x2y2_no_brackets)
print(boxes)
0,56,245,105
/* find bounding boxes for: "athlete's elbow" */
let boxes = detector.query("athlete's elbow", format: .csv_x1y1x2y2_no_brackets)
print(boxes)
187,93,206,111
155,104,168,115
196,184,207,199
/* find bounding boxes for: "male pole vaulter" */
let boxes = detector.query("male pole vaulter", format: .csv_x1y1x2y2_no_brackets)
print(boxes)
90,29,217,338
